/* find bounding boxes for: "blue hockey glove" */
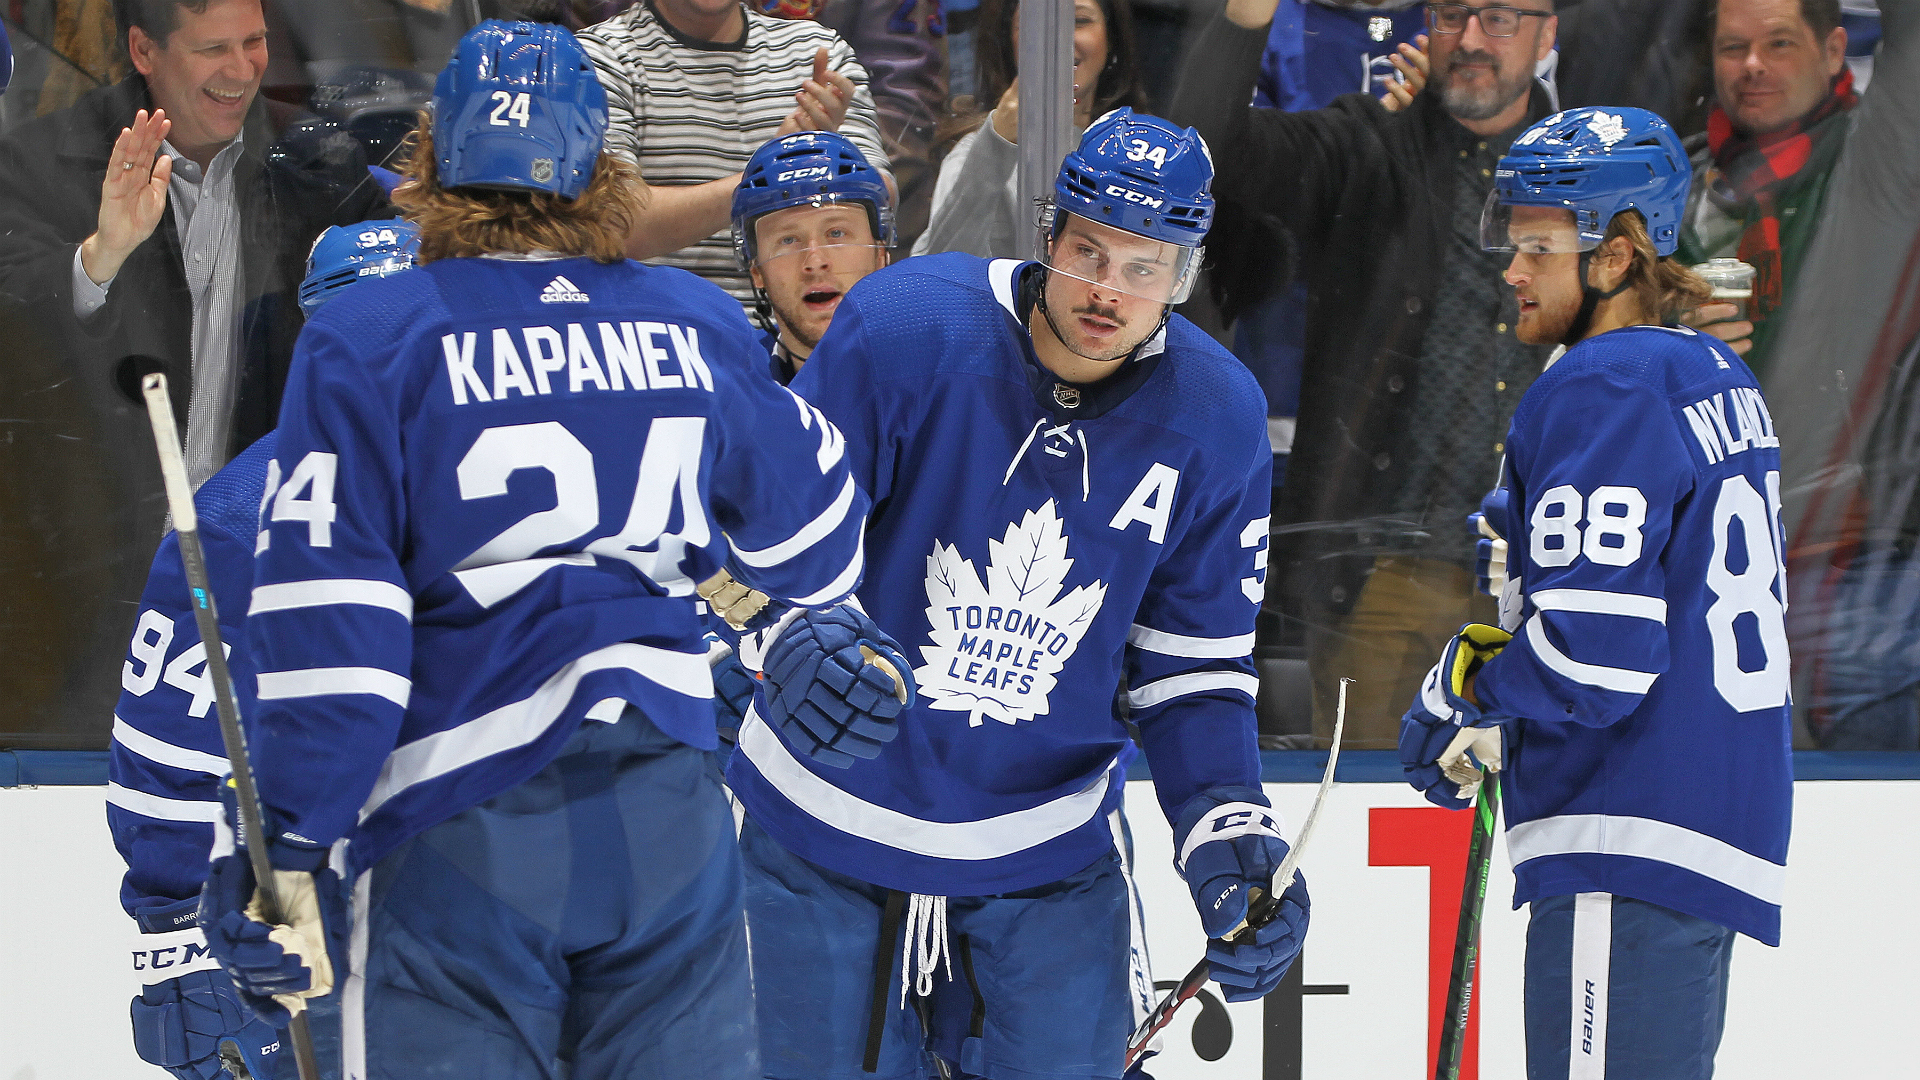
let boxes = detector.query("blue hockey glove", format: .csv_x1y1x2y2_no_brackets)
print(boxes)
129,898,284,1080
706,632,759,732
1173,787,1310,1002
761,605,916,768
1401,624,1512,809
199,787,349,1027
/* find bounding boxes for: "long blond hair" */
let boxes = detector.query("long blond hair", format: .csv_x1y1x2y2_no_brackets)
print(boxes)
391,117,646,265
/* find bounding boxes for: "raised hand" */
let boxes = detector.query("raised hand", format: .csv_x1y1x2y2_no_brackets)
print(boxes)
778,48,855,134
81,108,174,286
1380,35,1430,113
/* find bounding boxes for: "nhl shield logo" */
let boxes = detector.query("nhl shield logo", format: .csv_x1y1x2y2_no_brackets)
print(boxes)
531,158,556,183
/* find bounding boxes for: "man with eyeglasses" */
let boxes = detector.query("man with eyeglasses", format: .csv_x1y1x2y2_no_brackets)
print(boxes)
1171,0,1560,751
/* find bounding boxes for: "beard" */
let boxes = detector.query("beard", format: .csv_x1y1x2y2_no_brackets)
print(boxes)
1435,49,1535,122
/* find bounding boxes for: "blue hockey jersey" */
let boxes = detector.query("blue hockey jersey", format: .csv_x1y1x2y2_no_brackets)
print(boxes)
728,254,1272,896
248,256,868,877
108,434,276,918
1474,324,1793,945
1256,0,1428,112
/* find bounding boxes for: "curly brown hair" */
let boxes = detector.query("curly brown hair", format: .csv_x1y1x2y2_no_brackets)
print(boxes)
391,116,645,265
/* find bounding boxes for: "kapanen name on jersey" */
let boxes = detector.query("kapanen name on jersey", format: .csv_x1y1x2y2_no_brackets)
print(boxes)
440,321,716,406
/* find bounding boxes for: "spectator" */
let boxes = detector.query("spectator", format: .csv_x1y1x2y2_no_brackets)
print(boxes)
0,0,385,738
912,0,1147,260
579,0,892,309
1235,1,1432,489
1676,0,1853,382
1169,0,1558,749
813,0,946,249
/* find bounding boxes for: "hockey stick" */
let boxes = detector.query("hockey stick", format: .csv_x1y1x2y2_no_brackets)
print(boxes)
1433,770,1502,1080
140,374,323,1080
1122,678,1350,1072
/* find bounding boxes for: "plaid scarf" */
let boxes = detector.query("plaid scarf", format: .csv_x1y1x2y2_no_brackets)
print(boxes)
1704,69,1858,322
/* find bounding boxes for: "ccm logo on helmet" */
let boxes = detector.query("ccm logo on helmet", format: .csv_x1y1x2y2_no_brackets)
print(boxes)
1104,185,1163,209
777,166,831,182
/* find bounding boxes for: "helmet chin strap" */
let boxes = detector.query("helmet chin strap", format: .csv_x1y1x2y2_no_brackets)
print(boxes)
1034,265,1172,368
1561,249,1632,347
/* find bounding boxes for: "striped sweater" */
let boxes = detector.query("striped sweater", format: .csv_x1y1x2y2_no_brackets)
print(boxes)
580,2,892,308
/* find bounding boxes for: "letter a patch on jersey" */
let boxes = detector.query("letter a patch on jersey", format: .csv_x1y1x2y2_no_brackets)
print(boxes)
916,501,1109,726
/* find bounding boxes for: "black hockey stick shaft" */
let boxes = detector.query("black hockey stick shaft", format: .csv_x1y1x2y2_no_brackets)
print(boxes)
141,374,323,1080
1434,773,1501,1080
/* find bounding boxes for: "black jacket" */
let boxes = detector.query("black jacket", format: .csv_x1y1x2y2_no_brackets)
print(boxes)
1169,11,1552,621
0,74,389,448
0,75,387,746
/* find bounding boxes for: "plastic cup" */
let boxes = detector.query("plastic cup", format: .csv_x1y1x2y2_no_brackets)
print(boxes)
1692,258,1756,322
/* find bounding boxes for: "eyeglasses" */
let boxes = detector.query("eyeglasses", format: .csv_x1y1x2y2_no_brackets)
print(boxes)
1426,4,1552,37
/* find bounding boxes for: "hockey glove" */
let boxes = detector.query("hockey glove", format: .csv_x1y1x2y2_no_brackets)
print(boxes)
1173,787,1310,1002
761,604,916,768
706,632,759,733
699,566,791,633
129,897,284,1080
1400,623,1512,809
199,786,349,1027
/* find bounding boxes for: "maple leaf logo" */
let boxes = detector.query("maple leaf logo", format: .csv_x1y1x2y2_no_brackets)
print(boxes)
915,501,1109,727
1587,111,1628,148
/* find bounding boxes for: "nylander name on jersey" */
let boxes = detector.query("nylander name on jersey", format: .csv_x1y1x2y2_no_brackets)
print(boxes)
247,257,866,878
727,253,1272,896
1474,324,1793,945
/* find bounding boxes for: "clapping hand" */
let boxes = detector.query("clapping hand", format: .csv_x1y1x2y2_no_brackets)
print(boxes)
777,48,855,134
1381,35,1430,112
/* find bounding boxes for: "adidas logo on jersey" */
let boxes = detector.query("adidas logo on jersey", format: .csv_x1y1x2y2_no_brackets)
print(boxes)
540,276,590,303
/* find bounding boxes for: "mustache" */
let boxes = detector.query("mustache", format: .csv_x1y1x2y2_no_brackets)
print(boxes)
1073,303,1125,325
1447,49,1500,73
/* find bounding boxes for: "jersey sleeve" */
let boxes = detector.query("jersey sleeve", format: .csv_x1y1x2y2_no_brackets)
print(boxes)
1128,443,1273,823
106,522,252,916
244,324,414,861
1474,369,1696,729
704,320,872,610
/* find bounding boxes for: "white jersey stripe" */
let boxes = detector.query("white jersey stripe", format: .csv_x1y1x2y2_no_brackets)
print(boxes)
112,716,230,776
358,641,711,821
1507,814,1785,906
1126,623,1256,659
1531,588,1667,623
738,710,1117,861
250,578,413,619
106,782,223,823
731,475,858,569
789,531,866,608
1524,615,1659,694
1125,670,1261,710
1569,892,1611,1079
257,667,412,707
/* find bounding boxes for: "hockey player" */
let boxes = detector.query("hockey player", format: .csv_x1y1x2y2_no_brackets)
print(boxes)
192,21,907,1080
731,130,893,384
726,109,1312,1080
108,218,420,1080
1400,107,1792,1080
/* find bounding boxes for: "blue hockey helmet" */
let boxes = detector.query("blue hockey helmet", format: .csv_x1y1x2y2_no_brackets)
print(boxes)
300,220,422,315
1482,106,1691,256
1043,108,1214,304
431,20,608,199
731,132,894,267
